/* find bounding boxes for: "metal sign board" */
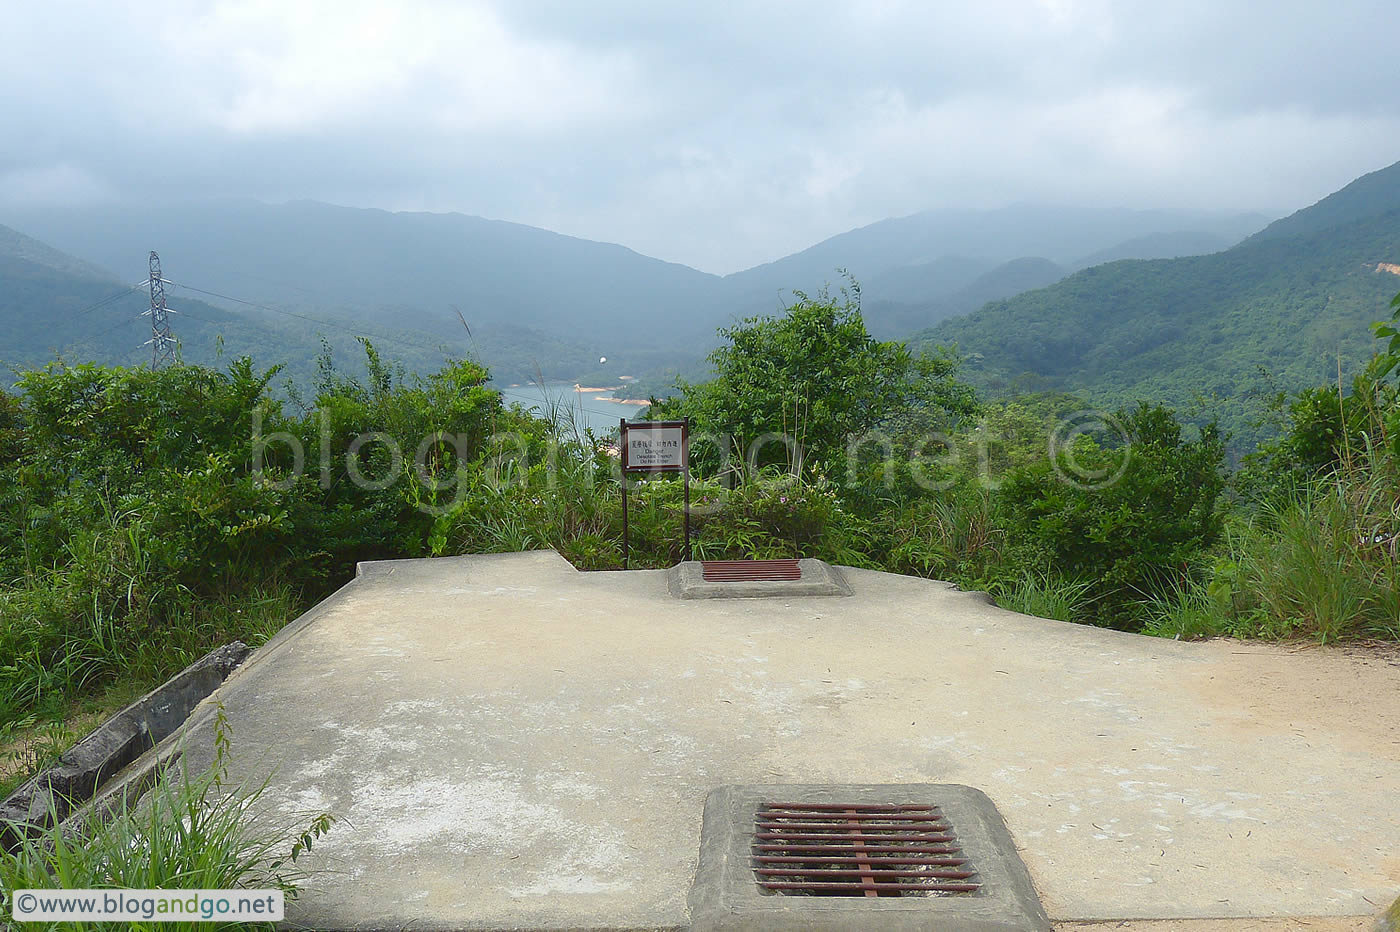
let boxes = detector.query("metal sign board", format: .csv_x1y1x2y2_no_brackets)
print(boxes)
621,420,688,473
620,418,691,567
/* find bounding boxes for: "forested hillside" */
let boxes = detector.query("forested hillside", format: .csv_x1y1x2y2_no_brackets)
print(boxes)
1244,160,1400,244
0,224,691,386
916,160,1400,444
3,201,723,346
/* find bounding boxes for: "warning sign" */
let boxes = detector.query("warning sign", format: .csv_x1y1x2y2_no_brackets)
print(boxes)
621,420,687,472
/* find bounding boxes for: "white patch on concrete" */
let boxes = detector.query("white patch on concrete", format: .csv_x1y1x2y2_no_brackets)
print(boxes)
288,786,331,812
328,770,632,897
511,875,632,896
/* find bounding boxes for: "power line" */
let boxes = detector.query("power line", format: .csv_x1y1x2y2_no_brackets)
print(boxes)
90,311,150,342
70,281,149,318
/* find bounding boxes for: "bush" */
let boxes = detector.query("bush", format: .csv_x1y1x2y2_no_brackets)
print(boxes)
998,404,1227,629
653,282,976,475
0,347,507,726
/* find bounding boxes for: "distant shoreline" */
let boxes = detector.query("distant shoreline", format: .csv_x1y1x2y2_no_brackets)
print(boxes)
501,382,648,411
573,384,648,406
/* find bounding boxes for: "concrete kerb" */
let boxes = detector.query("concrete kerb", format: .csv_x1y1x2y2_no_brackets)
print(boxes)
63,746,184,843
0,641,249,847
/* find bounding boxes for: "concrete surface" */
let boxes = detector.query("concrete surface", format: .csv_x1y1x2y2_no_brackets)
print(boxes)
167,551,1400,930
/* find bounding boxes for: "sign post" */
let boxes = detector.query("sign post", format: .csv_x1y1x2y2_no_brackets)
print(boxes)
619,418,690,568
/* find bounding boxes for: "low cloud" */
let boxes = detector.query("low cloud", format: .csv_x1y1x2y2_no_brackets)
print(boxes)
2,0,1397,273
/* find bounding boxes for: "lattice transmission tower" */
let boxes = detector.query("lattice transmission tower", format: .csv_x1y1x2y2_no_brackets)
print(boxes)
145,251,177,368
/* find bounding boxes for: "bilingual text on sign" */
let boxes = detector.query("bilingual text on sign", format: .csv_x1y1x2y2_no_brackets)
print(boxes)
620,421,687,472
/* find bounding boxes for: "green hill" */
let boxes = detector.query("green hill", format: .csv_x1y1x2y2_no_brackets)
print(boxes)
1244,160,1400,244
913,160,1400,445
727,206,1265,289
6,201,1269,359
0,225,115,281
2,201,725,346
0,225,472,385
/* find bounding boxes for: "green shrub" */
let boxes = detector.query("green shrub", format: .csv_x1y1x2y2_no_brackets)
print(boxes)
652,282,977,476
998,404,1227,630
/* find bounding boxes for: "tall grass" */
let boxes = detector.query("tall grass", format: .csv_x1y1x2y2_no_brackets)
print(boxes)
0,571,297,727
994,571,1094,623
1140,580,1229,640
887,491,1003,580
1237,484,1399,641
1219,385,1399,644
0,507,298,794
1,711,333,931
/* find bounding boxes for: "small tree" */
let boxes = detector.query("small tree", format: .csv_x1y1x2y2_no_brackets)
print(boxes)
656,282,976,478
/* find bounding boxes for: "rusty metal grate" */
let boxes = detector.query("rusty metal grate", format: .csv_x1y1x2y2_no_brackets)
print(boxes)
752,802,980,897
702,559,802,582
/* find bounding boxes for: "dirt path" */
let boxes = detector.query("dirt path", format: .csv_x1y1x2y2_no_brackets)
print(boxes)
1058,920,1375,931
1057,639,1400,931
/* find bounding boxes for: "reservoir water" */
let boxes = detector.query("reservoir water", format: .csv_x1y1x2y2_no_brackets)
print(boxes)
495,382,648,434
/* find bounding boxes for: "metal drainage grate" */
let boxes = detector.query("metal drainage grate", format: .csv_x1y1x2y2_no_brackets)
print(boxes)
752,802,980,898
702,559,802,582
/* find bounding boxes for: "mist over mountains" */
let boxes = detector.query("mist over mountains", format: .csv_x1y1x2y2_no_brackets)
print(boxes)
2,199,1270,385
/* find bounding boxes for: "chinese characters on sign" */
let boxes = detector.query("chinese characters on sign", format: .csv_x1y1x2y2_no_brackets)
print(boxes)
622,423,687,471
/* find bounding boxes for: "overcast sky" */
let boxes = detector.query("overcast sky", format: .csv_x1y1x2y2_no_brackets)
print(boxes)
2,0,1398,274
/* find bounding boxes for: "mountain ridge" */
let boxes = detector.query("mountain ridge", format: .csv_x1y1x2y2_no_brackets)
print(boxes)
1245,159,1400,244
912,163,1400,445
2,199,1279,384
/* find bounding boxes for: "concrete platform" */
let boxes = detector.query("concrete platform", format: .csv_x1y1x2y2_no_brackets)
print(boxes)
166,551,1400,930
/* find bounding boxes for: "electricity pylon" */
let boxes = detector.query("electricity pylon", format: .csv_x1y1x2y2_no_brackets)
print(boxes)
145,251,176,369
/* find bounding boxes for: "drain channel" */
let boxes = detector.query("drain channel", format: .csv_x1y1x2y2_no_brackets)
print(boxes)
752,802,980,897
702,559,802,582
